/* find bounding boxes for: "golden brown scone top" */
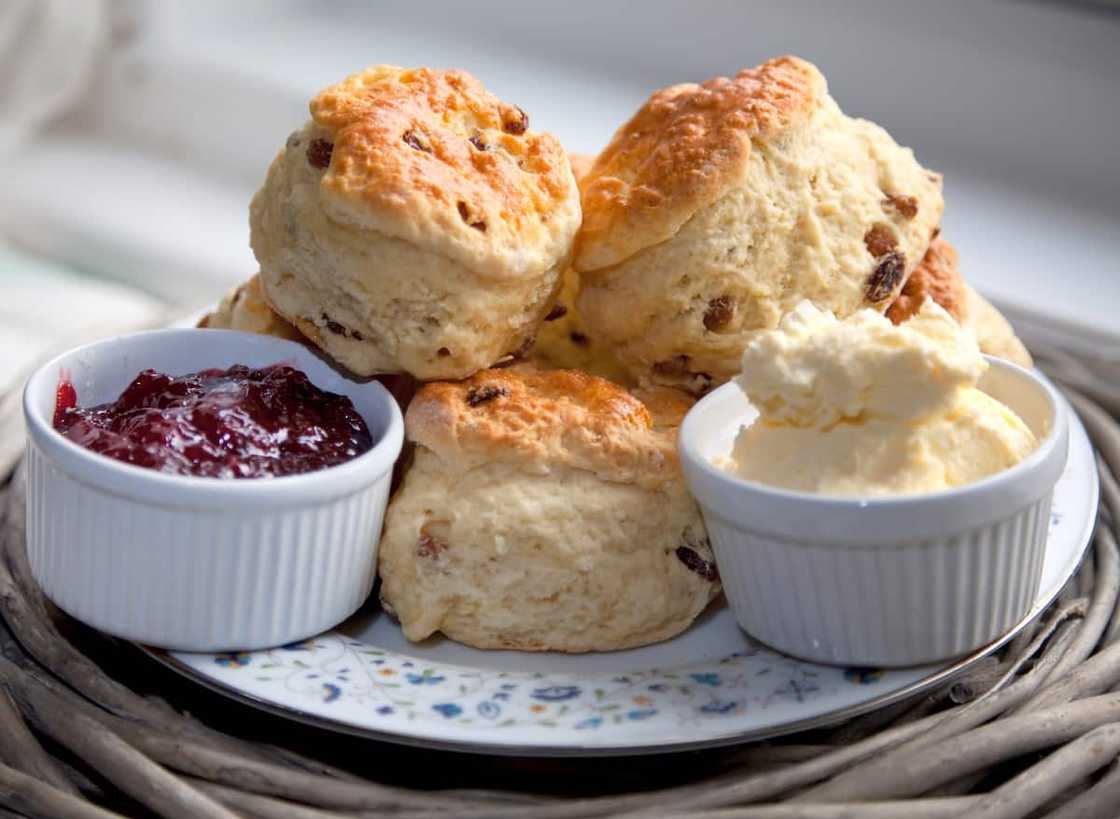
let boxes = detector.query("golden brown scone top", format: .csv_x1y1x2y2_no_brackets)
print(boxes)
887,236,965,324
575,56,823,271
628,386,695,430
309,66,580,278
405,368,685,487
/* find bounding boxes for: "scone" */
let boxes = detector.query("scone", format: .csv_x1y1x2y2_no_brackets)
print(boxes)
962,284,1032,368
525,264,633,383
378,368,719,652
886,235,965,324
250,66,581,380
566,151,595,185
200,274,419,411
529,153,631,382
886,234,1032,367
199,275,304,341
575,55,944,392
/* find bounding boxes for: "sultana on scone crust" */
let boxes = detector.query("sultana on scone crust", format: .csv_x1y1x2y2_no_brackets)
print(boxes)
405,368,681,489
378,368,719,652
251,66,581,381
198,275,304,341
575,55,944,392
308,66,578,278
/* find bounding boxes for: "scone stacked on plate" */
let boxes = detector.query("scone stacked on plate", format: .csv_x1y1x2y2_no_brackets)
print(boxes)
200,274,304,341
378,368,719,651
527,153,632,382
204,56,1029,383
574,56,945,392
195,56,1033,655
250,66,580,381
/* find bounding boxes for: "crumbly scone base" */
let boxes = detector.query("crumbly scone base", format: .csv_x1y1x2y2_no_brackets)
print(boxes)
378,450,719,652
404,368,685,488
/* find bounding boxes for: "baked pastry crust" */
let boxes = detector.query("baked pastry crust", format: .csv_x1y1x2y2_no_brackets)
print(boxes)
574,55,944,392
379,368,718,652
250,66,580,380
887,236,965,323
566,151,595,187
310,66,578,279
576,57,821,272
406,368,678,489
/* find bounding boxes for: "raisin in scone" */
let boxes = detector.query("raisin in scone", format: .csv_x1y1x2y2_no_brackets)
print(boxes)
378,368,719,652
529,152,631,382
886,235,965,324
526,263,633,383
199,275,304,341
886,234,1031,367
251,66,581,380
575,55,943,392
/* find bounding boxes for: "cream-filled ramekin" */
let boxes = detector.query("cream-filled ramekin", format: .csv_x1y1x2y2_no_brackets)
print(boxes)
679,357,1069,667
23,329,403,651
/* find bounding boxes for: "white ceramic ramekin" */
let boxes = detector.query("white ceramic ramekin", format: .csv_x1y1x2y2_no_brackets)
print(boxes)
23,329,404,652
679,357,1069,667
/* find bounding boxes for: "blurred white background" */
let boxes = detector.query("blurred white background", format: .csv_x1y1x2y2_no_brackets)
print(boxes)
1,0,1118,386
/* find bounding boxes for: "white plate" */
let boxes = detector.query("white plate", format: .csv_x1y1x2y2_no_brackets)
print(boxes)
146,395,1097,756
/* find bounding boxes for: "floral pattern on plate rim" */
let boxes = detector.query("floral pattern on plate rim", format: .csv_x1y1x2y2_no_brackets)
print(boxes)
202,634,880,731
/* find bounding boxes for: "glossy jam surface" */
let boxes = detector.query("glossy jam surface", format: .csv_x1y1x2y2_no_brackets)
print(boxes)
53,365,373,478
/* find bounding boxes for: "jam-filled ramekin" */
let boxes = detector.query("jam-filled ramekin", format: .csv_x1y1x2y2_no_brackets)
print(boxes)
679,357,1069,667
23,329,403,651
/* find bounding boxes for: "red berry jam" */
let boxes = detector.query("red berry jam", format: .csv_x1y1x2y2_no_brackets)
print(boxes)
53,365,373,479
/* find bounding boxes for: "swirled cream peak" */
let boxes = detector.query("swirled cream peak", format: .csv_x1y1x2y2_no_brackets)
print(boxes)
729,300,1037,496
737,299,985,428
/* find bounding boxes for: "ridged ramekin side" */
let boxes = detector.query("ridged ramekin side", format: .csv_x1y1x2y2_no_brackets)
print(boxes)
707,494,1051,667
26,440,389,652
